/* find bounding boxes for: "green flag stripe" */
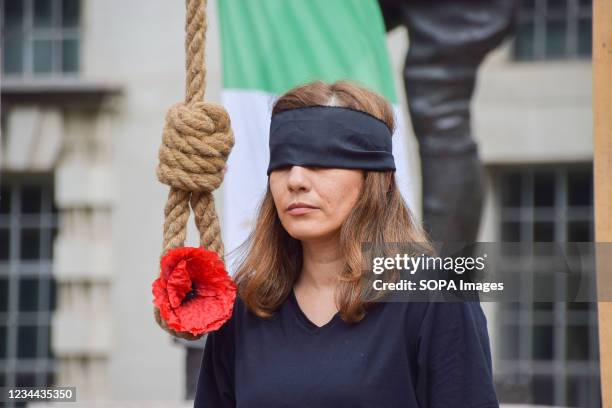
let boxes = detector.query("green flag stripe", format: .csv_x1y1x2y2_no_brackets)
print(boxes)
218,0,397,103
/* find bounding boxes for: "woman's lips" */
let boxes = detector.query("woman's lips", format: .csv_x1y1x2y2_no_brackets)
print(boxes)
287,207,318,215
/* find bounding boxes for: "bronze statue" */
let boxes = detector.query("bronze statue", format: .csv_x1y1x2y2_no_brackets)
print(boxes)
378,0,517,244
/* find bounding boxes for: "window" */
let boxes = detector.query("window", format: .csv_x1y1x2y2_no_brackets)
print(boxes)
1,0,81,76
514,0,592,60
0,174,58,408
494,165,600,407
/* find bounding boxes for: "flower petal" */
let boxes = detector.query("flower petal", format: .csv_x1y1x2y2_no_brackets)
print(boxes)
167,260,192,309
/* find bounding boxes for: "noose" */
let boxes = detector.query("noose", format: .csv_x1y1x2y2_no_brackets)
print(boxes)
153,0,235,340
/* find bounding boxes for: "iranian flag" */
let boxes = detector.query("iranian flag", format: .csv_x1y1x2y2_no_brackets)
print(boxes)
217,0,414,271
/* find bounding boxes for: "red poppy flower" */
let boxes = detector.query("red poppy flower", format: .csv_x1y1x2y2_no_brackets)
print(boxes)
152,246,237,336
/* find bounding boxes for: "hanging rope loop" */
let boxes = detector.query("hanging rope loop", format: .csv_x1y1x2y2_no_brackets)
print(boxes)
152,0,235,340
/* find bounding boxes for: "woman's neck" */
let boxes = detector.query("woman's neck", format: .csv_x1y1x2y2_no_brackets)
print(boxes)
297,233,343,292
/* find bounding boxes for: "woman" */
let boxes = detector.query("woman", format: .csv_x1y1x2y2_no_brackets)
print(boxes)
193,80,498,407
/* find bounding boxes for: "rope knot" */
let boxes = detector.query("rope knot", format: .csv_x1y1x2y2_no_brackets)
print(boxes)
156,101,234,193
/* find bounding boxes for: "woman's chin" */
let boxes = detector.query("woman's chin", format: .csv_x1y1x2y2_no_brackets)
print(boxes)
285,227,336,242
287,230,320,241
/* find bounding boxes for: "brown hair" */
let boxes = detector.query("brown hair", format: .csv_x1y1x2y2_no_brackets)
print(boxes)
230,80,432,323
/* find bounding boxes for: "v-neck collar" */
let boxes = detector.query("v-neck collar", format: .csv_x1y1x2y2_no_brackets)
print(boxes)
288,289,341,334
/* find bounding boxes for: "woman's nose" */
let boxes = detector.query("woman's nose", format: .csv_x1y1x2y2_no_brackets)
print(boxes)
287,166,310,191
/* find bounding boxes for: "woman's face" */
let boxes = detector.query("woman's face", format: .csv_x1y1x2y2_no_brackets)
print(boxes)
270,166,364,242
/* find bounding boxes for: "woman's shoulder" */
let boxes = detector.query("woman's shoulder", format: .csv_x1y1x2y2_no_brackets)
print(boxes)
409,300,491,349
376,299,488,338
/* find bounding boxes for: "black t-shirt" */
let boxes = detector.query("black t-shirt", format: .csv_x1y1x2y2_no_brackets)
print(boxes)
193,289,498,407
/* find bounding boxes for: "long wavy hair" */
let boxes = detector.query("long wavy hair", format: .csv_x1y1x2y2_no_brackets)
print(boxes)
230,80,432,323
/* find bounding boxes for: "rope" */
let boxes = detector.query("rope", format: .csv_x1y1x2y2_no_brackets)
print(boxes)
154,0,234,340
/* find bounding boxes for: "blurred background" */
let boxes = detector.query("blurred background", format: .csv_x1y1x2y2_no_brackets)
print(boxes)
0,0,599,407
